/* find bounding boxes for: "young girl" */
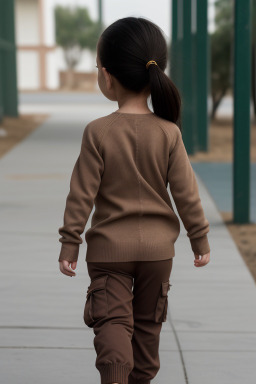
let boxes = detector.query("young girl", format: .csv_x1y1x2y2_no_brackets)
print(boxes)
58,16,210,384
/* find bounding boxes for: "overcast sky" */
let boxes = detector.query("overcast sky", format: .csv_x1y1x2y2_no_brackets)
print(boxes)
52,0,215,41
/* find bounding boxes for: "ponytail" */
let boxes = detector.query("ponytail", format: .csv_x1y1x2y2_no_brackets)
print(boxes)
148,65,182,130
98,16,182,131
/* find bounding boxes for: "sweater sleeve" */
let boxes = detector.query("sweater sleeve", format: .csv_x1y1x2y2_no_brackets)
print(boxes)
58,123,104,263
167,127,210,256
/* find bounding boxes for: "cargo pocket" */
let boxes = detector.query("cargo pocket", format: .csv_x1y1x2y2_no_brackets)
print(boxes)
154,281,172,323
83,275,109,328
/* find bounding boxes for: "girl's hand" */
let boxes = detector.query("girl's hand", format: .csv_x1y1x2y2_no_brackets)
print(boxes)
194,252,210,267
59,260,77,277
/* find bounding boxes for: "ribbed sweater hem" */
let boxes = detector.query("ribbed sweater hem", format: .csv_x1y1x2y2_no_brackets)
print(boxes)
85,239,175,262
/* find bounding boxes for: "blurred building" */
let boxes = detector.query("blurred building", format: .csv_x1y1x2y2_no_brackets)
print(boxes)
15,0,97,91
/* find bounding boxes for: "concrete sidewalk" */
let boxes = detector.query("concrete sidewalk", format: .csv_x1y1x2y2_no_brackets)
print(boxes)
0,100,256,384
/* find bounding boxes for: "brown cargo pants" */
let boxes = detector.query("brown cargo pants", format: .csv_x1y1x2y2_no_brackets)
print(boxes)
83,258,173,384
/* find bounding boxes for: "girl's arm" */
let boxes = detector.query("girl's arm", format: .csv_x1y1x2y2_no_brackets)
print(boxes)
167,127,210,256
58,123,104,263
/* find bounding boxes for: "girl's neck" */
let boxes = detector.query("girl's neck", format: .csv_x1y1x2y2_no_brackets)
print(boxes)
114,83,151,114
116,107,152,114
116,100,151,114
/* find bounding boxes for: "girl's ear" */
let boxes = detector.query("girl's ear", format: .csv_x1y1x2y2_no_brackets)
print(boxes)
102,67,113,90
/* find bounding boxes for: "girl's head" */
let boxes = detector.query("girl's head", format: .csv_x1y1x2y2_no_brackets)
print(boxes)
96,16,181,127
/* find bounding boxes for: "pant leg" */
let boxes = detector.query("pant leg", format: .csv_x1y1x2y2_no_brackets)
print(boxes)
84,261,136,384
128,258,173,384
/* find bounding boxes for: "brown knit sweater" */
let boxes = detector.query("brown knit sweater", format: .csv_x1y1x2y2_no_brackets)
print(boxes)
58,111,210,263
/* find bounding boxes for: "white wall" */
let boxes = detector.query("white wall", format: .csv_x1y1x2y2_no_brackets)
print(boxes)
17,51,40,90
46,50,58,89
15,0,40,90
15,0,40,45
44,0,56,46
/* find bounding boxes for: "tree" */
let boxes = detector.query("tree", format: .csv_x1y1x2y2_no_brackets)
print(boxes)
210,0,233,120
54,5,103,88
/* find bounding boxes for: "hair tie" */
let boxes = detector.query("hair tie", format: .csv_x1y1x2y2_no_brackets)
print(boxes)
146,60,158,70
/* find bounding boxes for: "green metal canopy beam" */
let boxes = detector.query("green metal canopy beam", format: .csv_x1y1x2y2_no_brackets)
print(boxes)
233,0,251,223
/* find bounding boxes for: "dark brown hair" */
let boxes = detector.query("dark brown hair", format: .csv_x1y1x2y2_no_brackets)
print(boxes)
97,17,181,129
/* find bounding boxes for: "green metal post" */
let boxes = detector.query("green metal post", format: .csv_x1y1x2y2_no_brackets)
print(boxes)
191,0,198,151
252,0,256,116
176,0,183,108
0,0,4,121
170,0,178,83
196,0,209,151
2,0,18,117
0,54,3,122
233,0,251,223
181,0,195,154
175,0,183,93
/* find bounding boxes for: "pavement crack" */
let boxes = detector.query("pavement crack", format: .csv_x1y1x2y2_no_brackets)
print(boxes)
168,309,189,384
